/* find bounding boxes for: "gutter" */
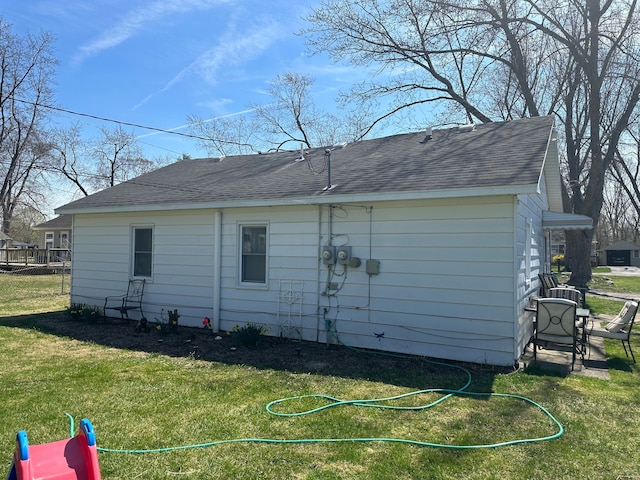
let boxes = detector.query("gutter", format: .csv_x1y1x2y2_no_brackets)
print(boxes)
55,184,540,216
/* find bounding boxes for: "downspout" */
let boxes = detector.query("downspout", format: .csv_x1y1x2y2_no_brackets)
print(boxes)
213,210,222,333
512,198,520,365
315,205,322,343
69,215,75,300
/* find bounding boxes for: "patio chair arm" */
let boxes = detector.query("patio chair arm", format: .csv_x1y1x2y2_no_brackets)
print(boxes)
104,294,126,305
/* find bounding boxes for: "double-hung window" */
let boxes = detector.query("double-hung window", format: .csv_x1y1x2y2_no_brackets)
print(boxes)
240,225,267,284
132,226,153,278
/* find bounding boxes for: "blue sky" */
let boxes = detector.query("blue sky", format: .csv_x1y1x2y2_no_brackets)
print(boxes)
4,0,366,161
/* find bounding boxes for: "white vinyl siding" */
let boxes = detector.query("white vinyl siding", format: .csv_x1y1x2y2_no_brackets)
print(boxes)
313,197,517,366
515,180,549,359
219,207,320,339
70,211,218,324
69,193,542,366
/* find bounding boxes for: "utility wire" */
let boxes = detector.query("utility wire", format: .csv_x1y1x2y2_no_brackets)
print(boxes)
11,97,218,143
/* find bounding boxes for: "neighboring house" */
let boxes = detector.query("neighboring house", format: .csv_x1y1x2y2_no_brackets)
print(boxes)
602,241,640,267
33,215,72,250
56,116,592,367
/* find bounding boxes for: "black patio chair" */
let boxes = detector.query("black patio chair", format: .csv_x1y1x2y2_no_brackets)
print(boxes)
104,279,145,322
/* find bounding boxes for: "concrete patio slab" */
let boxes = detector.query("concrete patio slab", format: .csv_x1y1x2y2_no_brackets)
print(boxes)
520,334,610,379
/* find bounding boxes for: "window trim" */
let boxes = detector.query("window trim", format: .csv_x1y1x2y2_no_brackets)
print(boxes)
60,231,70,249
238,223,268,287
131,225,154,280
45,231,54,249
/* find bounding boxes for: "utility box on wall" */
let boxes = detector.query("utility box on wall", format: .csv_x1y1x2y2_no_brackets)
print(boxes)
366,259,380,275
336,246,352,265
321,245,336,265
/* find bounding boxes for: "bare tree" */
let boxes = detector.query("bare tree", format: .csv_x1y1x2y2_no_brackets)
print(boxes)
599,175,635,245
0,17,56,234
8,204,46,243
303,0,640,286
609,123,640,227
187,114,258,157
91,126,154,190
188,72,371,157
253,73,349,150
48,123,92,196
1,132,50,233
48,123,160,197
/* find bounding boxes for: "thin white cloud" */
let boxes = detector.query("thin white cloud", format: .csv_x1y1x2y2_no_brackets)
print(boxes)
176,16,284,87
133,15,285,110
136,107,255,138
31,1,94,21
73,0,229,65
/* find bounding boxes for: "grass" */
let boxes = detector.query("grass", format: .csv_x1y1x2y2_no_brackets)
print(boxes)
590,274,640,295
0,274,639,479
0,272,70,316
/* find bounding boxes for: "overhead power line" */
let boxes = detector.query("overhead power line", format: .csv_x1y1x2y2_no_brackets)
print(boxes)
12,97,213,142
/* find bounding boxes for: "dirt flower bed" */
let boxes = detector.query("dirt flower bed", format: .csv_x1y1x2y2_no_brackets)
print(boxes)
22,313,512,383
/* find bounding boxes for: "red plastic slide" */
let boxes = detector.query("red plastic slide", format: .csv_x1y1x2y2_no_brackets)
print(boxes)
6,418,101,480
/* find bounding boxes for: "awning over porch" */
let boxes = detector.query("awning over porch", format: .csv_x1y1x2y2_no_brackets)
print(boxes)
542,211,593,230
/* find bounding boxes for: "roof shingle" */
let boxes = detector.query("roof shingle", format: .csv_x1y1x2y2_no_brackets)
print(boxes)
57,116,555,213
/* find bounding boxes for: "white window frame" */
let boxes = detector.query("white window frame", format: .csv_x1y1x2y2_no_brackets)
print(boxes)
238,223,268,287
131,225,154,279
60,231,70,249
45,231,54,249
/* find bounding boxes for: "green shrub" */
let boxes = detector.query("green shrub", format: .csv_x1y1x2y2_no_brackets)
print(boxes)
66,303,101,322
233,322,271,347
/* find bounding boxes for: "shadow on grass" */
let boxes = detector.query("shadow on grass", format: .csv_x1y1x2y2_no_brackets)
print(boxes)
521,363,571,378
604,356,634,372
0,312,510,393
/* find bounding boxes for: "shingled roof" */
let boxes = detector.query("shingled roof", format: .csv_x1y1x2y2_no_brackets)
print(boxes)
33,214,72,230
57,115,556,214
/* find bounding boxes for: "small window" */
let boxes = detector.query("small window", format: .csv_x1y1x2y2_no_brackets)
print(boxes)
133,227,153,278
240,225,267,284
60,231,70,249
45,232,54,249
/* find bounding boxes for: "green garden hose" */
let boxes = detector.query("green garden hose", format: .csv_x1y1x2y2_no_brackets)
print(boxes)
64,318,564,453
65,310,563,453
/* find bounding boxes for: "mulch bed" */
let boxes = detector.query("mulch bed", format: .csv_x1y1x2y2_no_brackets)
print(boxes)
14,313,512,387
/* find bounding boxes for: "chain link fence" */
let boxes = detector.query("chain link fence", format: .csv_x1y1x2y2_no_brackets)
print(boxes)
0,264,71,317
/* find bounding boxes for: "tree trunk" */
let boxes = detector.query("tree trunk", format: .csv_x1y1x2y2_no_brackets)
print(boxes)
565,229,593,288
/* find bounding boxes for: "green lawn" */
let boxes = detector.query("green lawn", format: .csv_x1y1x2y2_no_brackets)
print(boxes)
589,273,640,295
0,274,639,479
0,272,70,316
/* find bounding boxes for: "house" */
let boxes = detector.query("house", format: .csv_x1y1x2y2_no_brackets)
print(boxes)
601,241,640,267
56,116,592,367
33,215,72,250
